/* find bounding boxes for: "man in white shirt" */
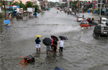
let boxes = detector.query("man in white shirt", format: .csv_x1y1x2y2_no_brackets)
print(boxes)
59,39,64,52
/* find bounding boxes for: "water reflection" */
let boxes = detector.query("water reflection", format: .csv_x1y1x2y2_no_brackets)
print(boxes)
4,25,10,30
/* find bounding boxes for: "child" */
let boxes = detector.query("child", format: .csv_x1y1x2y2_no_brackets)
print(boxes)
59,39,64,52
35,37,41,52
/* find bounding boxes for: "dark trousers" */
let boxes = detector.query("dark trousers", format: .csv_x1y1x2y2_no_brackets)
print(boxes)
59,47,63,52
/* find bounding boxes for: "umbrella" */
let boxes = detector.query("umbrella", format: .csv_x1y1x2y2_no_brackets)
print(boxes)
59,36,68,40
54,67,63,70
43,37,52,45
51,35,58,41
47,7,49,10
3,20,10,24
35,35,42,37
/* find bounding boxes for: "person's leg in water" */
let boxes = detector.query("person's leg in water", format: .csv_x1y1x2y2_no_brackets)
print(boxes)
46,46,51,54
36,48,38,52
38,44,41,52
59,47,61,52
46,50,51,54
53,45,57,53
39,48,40,52
51,45,53,50
61,47,63,52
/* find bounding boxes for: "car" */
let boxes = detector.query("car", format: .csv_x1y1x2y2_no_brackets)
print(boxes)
81,19,88,23
93,24,108,37
77,16,83,22
101,17,107,24
80,22,89,28
105,20,108,26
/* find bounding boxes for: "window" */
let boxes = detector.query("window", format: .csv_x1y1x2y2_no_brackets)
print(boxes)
103,27,108,30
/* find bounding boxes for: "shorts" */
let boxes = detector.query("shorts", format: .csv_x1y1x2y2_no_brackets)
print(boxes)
46,46,51,51
36,44,41,48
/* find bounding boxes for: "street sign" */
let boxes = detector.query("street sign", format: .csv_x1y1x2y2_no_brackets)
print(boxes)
103,9,106,11
27,8,35,12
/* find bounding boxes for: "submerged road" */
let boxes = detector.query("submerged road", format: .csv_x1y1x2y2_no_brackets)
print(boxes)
0,8,108,70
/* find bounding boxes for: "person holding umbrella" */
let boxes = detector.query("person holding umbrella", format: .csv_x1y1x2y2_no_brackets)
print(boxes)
51,35,58,53
59,38,64,52
53,40,58,53
51,36,54,50
35,37,41,52
59,36,68,52
43,37,52,54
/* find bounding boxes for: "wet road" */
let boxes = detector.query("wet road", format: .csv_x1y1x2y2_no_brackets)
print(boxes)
1,8,108,70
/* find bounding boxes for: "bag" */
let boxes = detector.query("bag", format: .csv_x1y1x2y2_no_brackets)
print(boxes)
24,55,35,63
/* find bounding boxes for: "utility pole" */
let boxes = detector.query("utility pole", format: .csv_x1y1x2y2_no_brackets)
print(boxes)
67,0,69,9
3,0,6,19
100,0,102,16
79,1,80,13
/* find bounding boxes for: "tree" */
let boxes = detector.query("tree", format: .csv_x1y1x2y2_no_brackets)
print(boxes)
59,3,67,8
19,1,26,10
25,1,33,8
49,2,55,7
33,5,39,12
12,1,19,5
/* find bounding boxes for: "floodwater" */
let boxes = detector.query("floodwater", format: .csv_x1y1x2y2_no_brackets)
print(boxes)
0,8,108,70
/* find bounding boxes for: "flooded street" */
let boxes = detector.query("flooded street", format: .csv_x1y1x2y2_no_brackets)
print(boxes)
1,8,108,70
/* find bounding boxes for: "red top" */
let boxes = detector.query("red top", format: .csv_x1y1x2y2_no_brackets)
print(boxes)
52,39,53,45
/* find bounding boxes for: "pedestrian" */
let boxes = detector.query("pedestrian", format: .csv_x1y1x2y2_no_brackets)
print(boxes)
59,38,64,52
9,12,12,21
33,12,37,18
53,40,58,53
46,45,51,54
51,36,54,50
57,11,58,13
35,37,41,52
82,15,84,19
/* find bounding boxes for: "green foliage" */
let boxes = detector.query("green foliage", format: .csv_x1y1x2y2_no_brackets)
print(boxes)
19,1,26,10
0,13,2,18
83,7,89,12
70,1,78,8
12,1,19,5
37,9,41,13
33,5,39,12
41,6,45,10
49,2,55,7
25,1,33,8
59,3,67,8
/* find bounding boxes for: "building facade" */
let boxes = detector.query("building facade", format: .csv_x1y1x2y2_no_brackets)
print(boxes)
98,0,107,8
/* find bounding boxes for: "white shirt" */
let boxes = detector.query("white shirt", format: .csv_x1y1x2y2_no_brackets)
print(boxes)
59,40,64,47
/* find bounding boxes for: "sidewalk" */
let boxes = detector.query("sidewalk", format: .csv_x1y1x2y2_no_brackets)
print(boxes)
92,13,108,19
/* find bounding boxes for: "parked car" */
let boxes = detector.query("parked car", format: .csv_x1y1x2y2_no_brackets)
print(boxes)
77,16,83,22
93,24,108,37
101,17,107,24
105,20,108,26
